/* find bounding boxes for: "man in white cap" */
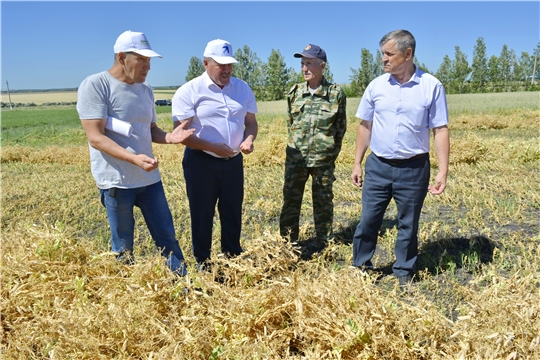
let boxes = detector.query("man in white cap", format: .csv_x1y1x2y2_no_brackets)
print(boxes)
77,30,194,276
172,39,258,268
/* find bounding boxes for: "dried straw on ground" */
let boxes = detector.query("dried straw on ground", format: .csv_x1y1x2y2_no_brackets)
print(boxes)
2,220,539,359
2,107,539,359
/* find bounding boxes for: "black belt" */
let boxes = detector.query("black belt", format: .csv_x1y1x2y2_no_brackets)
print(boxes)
375,153,428,165
186,147,234,161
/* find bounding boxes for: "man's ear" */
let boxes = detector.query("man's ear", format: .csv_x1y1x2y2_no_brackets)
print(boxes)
406,48,413,61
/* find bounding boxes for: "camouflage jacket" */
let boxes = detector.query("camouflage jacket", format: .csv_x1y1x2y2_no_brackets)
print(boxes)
286,77,347,167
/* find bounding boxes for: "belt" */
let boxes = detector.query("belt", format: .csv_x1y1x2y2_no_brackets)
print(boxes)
375,153,428,165
186,147,236,161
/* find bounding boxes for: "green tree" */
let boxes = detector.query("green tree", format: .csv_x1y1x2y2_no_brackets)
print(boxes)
435,55,453,93
285,67,303,92
185,56,205,82
414,56,430,73
532,43,540,85
349,48,376,97
471,37,488,93
264,49,289,101
515,52,532,90
233,45,264,99
323,61,334,83
487,55,501,91
451,46,471,94
498,44,516,91
374,51,384,78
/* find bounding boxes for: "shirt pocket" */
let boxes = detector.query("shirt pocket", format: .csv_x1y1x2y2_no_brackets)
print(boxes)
317,104,338,135
411,103,429,128
289,103,305,131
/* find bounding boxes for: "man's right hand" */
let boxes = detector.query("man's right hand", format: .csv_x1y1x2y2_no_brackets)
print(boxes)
135,154,159,172
211,143,239,158
351,164,363,188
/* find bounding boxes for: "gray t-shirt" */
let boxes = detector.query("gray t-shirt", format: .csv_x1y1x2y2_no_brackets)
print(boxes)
77,71,161,189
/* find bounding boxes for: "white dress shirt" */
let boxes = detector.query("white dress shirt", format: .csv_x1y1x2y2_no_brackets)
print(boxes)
172,71,258,156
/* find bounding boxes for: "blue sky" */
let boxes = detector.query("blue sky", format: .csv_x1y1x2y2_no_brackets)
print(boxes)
1,1,539,91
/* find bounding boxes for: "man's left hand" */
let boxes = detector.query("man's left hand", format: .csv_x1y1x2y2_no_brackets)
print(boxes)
428,172,447,195
166,121,195,144
239,140,254,154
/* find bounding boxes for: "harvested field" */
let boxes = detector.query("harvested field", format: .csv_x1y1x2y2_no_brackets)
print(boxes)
1,93,539,359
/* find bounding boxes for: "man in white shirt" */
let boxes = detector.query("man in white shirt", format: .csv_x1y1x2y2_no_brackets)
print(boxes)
172,39,258,267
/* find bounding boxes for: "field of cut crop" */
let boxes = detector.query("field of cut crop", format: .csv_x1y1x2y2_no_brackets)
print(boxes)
1,91,539,359
1,90,176,105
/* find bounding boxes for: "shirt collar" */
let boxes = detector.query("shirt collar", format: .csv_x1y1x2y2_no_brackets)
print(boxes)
300,76,331,96
388,65,421,85
203,71,231,90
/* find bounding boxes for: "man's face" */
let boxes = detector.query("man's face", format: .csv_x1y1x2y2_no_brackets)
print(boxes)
204,58,233,88
381,39,412,75
122,52,151,84
301,57,324,85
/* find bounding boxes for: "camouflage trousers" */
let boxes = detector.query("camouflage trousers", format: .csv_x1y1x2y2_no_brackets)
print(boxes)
279,163,336,242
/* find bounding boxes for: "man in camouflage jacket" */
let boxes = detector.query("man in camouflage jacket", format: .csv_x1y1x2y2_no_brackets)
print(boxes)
279,44,347,248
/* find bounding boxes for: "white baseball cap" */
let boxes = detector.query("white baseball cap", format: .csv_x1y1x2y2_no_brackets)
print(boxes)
113,30,162,58
203,39,237,64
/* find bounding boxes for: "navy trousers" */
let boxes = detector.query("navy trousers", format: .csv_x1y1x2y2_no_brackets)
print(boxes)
352,153,430,277
182,147,244,264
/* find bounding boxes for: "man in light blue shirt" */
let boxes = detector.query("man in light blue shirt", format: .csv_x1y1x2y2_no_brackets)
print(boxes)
350,29,450,289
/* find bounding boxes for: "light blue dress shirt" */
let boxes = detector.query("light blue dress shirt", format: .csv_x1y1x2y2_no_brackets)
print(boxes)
356,67,448,159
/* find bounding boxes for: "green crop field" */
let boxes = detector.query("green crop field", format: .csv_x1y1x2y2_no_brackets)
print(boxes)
1,92,539,359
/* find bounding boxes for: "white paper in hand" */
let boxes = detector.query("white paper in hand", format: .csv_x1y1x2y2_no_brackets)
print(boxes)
106,116,133,137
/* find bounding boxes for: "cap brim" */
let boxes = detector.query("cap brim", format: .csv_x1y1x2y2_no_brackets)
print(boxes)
132,49,162,58
294,52,315,59
211,56,238,64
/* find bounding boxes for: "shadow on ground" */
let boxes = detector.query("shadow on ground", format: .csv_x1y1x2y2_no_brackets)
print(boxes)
310,218,498,279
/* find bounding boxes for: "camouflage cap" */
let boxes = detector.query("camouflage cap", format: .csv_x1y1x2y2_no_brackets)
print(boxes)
294,44,327,62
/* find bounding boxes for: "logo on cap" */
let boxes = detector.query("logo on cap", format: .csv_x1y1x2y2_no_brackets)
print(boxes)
222,45,230,55
305,45,311,50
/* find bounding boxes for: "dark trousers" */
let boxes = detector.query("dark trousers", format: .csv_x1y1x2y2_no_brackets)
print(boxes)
279,162,335,242
182,148,244,264
352,153,430,277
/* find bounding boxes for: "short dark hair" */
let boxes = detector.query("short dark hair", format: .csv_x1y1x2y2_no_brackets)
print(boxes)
380,30,416,56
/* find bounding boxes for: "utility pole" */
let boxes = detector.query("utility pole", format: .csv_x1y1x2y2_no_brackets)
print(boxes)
6,80,13,110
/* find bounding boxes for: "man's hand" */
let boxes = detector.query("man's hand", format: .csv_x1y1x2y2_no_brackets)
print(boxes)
134,154,159,172
351,164,364,188
211,143,239,158
166,121,195,144
428,171,447,195
239,139,254,154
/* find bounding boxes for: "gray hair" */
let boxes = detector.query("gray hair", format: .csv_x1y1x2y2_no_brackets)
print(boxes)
300,57,326,67
316,58,326,67
379,30,416,56
114,52,135,62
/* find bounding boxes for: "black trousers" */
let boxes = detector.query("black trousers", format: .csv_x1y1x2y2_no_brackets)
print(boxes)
182,147,244,264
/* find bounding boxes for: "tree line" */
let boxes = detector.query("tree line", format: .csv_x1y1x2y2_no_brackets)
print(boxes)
185,38,540,101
